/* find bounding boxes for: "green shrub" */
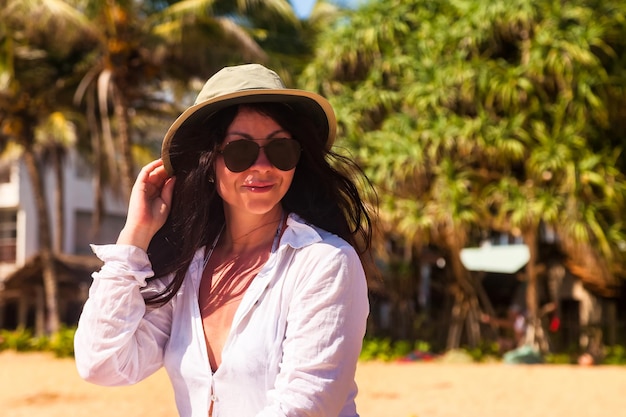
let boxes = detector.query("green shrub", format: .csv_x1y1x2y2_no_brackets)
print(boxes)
0,328,36,351
49,326,76,358
0,326,75,357
603,345,626,365
360,337,394,361
465,341,500,362
360,338,434,362
391,340,413,358
30,335,51,351
544,353,574,364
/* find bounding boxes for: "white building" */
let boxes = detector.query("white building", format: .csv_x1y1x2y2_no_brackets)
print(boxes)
0,150,128,331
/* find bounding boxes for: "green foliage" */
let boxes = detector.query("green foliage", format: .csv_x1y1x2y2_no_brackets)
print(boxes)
545,345,626,365
0,327,75,357
464,341,501,362
360,338,432,362
544,353,575,364
303,0,626,349
303,0,626,252
48,326,77,358
0,328,37,352
30,334,52,352
603,345,626,365
360,337,394,361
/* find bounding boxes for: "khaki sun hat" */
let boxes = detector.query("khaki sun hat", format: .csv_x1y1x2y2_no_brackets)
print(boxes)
161,63,337,175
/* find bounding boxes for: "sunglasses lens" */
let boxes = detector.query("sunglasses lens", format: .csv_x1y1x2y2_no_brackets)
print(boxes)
221,140,259,172
265,139,301,171
220,139,301,172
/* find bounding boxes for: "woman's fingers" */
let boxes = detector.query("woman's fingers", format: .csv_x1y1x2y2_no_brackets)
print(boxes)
160,177,176,212
118,160,175,249
137,160,169,197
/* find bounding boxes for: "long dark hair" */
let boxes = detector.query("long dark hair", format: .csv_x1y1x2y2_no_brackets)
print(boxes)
145,102,374,306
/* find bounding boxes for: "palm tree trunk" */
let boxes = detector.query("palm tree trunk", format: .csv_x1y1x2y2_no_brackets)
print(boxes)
447,284,465,349
53,146,65,252
113,88,134,202
446,236,483,349
23,149,60,334
87,90,104,236
523,225,547,351
97,70,121,194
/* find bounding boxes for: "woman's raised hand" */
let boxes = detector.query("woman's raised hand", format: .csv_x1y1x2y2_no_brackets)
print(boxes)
117,159,176,250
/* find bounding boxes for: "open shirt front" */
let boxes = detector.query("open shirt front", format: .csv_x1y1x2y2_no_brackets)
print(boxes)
74,214,369,417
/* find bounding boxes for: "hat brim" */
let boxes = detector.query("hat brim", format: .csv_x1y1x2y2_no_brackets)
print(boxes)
161,89,336,175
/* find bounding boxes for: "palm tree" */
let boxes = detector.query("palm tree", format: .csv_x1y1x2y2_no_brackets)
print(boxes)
71,0,299,198
1,2,98,334
35,112,79,252
1,0,303,333
5,0,301,236
301,0,626,351
0,60,61,335
15,0,299,243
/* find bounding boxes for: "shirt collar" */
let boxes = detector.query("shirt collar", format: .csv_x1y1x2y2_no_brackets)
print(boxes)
192,212,323,274
281,213,323,250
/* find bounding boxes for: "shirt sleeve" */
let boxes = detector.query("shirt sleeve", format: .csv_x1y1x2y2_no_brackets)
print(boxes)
258,243,369,417
74,244,173,386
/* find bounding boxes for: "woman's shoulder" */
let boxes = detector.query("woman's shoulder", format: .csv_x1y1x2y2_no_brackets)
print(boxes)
285,214,353,251
282,218,366,295
284,215,360,269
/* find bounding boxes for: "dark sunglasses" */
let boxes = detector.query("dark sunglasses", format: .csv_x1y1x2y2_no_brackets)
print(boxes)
218,138,302,172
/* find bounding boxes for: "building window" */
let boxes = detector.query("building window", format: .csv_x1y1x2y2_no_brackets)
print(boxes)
74,210,126,255
0,209,17,263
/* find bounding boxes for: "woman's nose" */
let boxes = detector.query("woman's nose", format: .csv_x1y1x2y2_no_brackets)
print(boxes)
251,147,272,169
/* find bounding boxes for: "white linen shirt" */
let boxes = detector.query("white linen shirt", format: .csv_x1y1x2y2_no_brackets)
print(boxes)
74,214,369,417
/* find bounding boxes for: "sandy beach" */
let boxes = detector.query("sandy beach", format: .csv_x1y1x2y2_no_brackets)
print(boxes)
2,351,626,417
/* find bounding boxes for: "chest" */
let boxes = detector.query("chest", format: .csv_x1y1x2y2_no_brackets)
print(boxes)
198,256,267,330
161,244,313,414
198,249,276,366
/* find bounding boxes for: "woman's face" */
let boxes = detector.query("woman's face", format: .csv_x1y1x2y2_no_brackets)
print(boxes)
215,106,296,217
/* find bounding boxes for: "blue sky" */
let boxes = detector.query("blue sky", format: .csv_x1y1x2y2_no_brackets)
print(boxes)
292,0,316,18
292,0,362,18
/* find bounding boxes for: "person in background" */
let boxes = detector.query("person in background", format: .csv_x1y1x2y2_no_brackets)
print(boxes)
74,63,375,417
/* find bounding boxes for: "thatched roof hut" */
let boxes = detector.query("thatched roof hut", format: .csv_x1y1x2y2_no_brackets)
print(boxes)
0,253,102,331
2,253,102,290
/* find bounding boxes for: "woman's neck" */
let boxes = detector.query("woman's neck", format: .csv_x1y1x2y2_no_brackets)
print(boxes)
220,207,284,255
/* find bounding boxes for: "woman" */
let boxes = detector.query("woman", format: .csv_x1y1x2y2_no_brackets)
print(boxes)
74,64,374,417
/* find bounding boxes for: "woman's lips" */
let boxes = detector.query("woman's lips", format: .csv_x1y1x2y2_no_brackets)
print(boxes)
242,175,276,191
242,181,274,192
244,184,273,192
